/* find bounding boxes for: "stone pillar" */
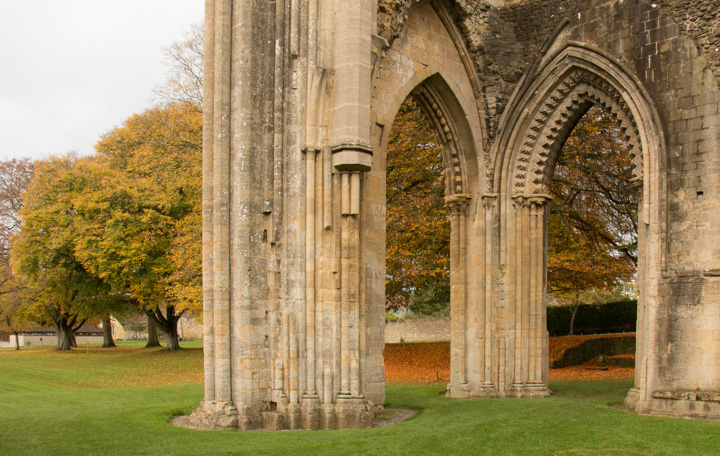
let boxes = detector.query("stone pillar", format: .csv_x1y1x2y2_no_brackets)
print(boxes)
508,194,550,398
302,147,320,429
187,0,380,432
511,195,527,391
335,171,373,429
528,195,551,391
481,194,498,391
446,194,472,398
625,179,644,409
325,0,375,431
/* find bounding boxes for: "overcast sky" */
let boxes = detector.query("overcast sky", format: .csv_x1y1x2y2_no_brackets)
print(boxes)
0,0,204,162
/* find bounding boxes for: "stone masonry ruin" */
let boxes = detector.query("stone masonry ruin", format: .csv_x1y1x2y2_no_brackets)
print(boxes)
186,0,720,429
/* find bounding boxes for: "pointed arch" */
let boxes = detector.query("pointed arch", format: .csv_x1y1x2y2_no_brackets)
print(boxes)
493,42,669,405
495,43,666,217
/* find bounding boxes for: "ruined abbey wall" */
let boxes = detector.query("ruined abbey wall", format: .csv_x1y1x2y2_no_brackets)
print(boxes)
185,0,720,430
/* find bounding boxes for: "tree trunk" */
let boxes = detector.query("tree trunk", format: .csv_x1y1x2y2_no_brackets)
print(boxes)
145,317,161,348
13,330,19,350
101,314,116,348
146,305,183,351
165,327,181,350
56,323,72,350
569,304,579,336
162,306,182,351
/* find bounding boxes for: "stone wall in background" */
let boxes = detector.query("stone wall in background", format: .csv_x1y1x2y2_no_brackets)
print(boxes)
384,317,451,343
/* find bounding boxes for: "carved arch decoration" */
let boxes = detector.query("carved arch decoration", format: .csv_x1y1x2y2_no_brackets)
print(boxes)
495,43,667,224
512,71,643,195
411,82,469,197
491,40,668,403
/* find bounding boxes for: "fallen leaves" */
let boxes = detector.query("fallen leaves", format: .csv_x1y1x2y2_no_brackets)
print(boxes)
384,335,636,383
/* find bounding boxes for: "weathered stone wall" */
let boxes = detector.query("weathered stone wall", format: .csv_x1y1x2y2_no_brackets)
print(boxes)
384,317,451,343
373,0,720,416
195,0,720,430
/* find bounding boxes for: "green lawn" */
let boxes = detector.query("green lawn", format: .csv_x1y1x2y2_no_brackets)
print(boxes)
1,346,718,456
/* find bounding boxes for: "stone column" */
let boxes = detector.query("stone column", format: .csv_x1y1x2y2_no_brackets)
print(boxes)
334,170,372,429
481,194,498,391
302,147,320,429
527,195,550,392
201,0,216,407
511,195,527,391
509,194,550,397
446,194,471,398
212,0,233,410
328,0,374,430
625,179,645,408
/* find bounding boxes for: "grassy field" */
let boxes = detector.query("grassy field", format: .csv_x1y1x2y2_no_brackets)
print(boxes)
1,345,718,456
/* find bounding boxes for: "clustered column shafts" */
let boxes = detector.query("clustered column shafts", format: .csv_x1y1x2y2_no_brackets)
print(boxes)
511,196,525,390
506,194,551,397
446,194,471,397
528,196,550,389
482,194,498,390
191,0,377,431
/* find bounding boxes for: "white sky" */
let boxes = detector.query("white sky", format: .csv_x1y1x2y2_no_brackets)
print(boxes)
0,0,204,161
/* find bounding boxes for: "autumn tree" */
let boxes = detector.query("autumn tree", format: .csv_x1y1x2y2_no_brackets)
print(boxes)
386,98,450,315
0,159,35,348
547,105,638,335
83,102,203,350
11,155,121,350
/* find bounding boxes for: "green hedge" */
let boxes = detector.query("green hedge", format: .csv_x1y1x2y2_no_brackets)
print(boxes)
546,299,637,337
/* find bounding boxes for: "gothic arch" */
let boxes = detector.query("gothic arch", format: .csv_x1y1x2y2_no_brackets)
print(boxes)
368,0,490,399
493,42,668,404
496,43,666,201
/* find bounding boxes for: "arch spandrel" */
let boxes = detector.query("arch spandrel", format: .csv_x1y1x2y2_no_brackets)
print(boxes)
371,0,487,194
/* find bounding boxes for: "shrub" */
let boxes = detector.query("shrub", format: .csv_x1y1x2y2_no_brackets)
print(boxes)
547,299,637,336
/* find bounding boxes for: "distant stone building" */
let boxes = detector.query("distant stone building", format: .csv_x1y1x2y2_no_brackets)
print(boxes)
0,325,103,348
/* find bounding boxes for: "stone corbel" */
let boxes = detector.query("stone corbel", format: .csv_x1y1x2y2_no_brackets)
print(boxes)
332,143,373,173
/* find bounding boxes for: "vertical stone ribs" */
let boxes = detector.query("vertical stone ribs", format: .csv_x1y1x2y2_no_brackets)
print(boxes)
507,194,551,397
446,194,471,398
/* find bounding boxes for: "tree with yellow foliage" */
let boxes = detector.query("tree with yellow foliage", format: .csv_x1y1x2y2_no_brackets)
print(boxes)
85,102,203,350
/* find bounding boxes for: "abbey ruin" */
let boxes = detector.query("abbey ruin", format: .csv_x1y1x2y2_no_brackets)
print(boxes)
186,0,720,429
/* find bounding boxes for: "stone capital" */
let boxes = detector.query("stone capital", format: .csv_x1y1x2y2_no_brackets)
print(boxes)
303,146,321,156
445,193,472,215
481,193,498,211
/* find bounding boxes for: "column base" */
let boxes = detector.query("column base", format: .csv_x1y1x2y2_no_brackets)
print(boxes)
445,381,471,398
177,396,377,431
474,383,550,398
301,395,321,430
175,400,240,430
624,387,641,410
644,390,720,420
335,394,374,429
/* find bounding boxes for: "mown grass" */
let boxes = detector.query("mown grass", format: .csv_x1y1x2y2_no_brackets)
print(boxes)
1,345,718,455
